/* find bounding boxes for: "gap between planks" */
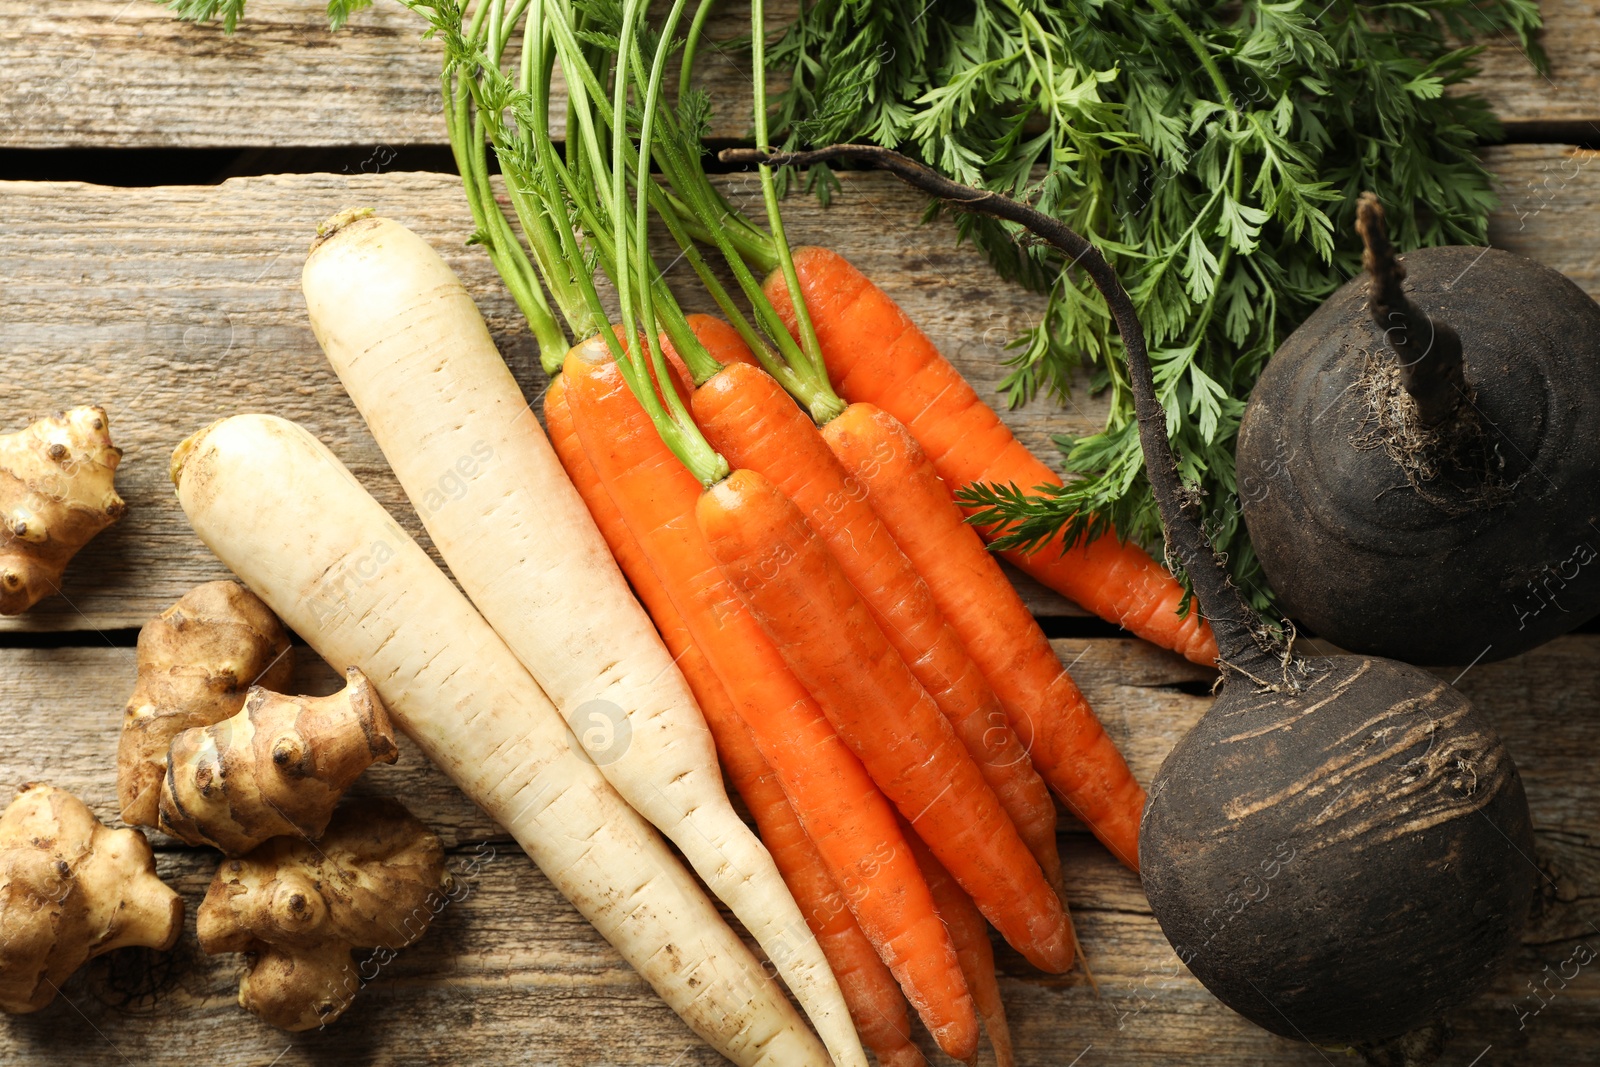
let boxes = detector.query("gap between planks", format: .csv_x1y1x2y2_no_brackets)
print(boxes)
2,0,1596,150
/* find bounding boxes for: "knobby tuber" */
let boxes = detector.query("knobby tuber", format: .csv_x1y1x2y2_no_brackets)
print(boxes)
118,581,294,828
0,407,125,615
747,147,1535,1055
1237,194,1600,664
0,783,183,1013
159,667,399,855
196,798,448,1031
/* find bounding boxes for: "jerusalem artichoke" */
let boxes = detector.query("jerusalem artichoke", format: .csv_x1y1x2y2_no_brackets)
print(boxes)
159,667,399,855
0,407,126,615
118,581,294,828
196,798,448,1031
0,783,183,1013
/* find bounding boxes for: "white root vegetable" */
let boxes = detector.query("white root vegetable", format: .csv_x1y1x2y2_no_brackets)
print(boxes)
172,413,826,1066
302,212,863,1067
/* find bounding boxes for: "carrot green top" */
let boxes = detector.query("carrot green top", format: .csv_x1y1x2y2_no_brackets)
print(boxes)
431,0,739,485
422,0,858,477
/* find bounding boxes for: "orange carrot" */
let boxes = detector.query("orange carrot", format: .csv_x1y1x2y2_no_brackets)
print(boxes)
697,464,1074,975
692,363,1061,886
821,403,1063,883
545,372,675,624
563,340,978,1062
548,372,928,1067
765,246,1217,667
823,402,1146,870
902,822,1015,1067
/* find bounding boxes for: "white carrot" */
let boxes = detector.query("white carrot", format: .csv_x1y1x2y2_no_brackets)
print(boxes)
300,212,865,1067
171,413,827,1066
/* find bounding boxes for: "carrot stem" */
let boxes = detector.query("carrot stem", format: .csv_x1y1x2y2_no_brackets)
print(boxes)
602,0,726,487
436,5,568,363
749,0,831,403
615,25,840,422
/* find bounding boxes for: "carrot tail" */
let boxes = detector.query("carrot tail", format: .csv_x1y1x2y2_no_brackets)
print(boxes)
903,822,1015,1067
563,342,978,1062
735,750,929,1067
821,402,1062,884
766,245,1217,666
699,466,1073,976
1016,531,1218,669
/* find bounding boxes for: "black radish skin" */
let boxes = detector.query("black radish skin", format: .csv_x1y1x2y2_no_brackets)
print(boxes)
724,147,1540,1055
1141,656,1535,1044
1238,196,1600,664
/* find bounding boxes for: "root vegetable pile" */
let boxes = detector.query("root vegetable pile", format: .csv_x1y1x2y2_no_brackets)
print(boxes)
52,0,1580,1060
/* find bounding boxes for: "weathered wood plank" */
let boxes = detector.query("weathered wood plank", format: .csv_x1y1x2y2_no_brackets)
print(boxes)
0,0,753,149
1,0,1593,150
0,636,1594,1064
4,146,1597,631
1489,145,1600,292
1472,0,1600,133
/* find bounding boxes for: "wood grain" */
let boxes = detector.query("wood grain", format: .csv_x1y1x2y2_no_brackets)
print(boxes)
1,0,1593,150
1472,0,1600,134
0,0,752,150
4,147,1598,631
0,636,1593,1065
1489,145,1600,292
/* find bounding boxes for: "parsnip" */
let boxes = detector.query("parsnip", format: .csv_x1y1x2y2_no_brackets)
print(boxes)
172,413,826,1066
301,212,863,1067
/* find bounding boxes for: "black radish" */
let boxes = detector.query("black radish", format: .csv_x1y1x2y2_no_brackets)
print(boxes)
731,146,1539,1053
1237,195,1600,664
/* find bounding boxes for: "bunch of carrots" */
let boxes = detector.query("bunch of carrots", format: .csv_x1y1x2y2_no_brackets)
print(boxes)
386,0,1217,1061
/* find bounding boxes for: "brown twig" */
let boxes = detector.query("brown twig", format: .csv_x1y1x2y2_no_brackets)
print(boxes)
1355,193,1465,427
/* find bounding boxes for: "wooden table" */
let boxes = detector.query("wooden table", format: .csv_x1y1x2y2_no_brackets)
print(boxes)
2,3,1597,1064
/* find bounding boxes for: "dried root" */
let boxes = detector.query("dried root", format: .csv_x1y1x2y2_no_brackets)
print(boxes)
1352,349,1513,515
0,783,183,1013
159,667,399,856
0,407,126,615
197,798,449,1031
118,581,294,828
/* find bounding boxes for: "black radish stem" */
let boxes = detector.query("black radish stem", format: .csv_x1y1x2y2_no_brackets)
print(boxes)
726,144,1538,1053
1356,194,1467,428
